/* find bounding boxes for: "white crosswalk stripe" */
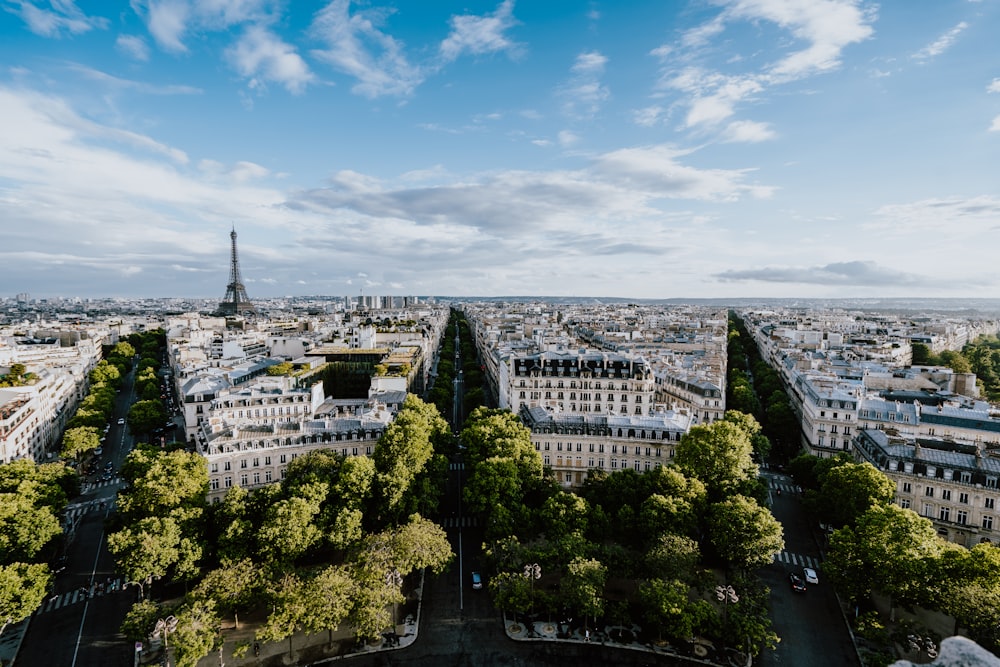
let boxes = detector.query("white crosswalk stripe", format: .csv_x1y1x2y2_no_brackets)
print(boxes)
772,551,821,570
36,579,125,615
449,462,465,471
439,516,480,529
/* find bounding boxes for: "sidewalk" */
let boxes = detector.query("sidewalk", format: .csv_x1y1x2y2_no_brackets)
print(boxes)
0,617,29,667
186,571,424,667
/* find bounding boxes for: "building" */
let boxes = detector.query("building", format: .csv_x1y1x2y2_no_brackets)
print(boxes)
853,428,1000,546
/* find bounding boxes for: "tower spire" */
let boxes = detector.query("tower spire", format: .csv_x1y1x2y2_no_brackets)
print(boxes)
217,226,257,316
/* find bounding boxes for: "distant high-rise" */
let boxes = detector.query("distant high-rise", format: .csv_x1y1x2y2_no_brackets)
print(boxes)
217,227,257,316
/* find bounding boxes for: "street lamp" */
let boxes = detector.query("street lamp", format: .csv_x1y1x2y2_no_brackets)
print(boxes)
715,585,739,658
385,569,403,633
523,563,541,626
153,615,179,667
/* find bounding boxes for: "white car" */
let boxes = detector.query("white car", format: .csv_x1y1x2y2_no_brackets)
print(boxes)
117,418,125,425
803,567,819,585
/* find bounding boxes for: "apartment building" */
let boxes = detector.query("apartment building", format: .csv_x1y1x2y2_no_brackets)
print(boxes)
199,394,401,502
853,428,1000,546
520,404,692,488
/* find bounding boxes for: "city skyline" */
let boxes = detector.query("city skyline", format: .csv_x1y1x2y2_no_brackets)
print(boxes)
0,0,998,300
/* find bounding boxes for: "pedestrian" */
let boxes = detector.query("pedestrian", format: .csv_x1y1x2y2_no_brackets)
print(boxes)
585,629,590,642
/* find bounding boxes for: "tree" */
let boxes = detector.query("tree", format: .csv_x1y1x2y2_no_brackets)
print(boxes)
266,362,294,376
560,557,607,630
259,573,310,657
61,426,101,461
192,558,262,629
120,599,163,643
644,533,701,583
707,495,784,571
539,492,588,541
107,515,184,588
911,342,933,365
825,504,943,609
488,571,532,617
0,491,62,563
117,448,208,522
170,599,221,667
258,495,322,566
127,400,168,438
812,461,895,528
305,565,356,639
675,420,758,500
0,562,51,634
638,578,714,642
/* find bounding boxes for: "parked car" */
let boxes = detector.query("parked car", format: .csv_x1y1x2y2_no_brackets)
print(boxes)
117,418,125,425
803,567,819,585
471,571,483,590
789,573,807,593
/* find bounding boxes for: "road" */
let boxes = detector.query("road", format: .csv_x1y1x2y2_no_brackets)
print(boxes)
756,471,860,667
17,365,141,667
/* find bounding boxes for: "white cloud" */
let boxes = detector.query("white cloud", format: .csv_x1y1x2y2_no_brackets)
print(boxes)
9,0,108,37
557,130,579,147
991,115,1000,132
439,0,522,62
309,0,424,98
560,51,610,118
632,105,667,127
226,25,314,94
653,0,875,134
722,119,776,143
116,35,151,61
988,78,1000,94
141,0,191,53
725,0,877,80
65,64,202,95
913,21,969,62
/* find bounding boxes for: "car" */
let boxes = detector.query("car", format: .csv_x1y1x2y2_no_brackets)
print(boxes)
117,418,125,425
803,567,819,585
471,571,483,590
94,447,103,456
789,573,806,593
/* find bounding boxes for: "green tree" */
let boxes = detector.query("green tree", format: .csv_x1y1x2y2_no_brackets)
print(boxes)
170,599,221,667
812,461,895,528
911,342,933,365
0,491,62,563
266,362,294,376
643,533,701,583
107,515,185,589
560,557,607,630
0,562,51,633
825,504,943,609
488,571,532,617
192,558,263,629
60,425,101,461
258,495,323,566
638,578,713,642
707,495,784,571
120,598,163,643
127,400,168,438
675,420,758,500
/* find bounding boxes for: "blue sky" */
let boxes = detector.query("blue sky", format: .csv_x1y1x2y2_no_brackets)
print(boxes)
0,0,998,300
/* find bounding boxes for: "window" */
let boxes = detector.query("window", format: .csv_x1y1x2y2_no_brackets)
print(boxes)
611,458,618,469
240,473,248,486
224,461,231,471
210,478,219,490
252,457,259,467
957,510,968,525
265,470,272,482
280,454,287,464
565,473,572,482
959,492,969,504
925,487,935,498
543,455,550,465
942,489,952,501
253,472,260,485
984,516,994,530
544,443,550,451
902,482,912,493
939,507,950,522
923,503,933,517
240,459,247,469
224,476,232,488
987,498,996,510
899,499,911,509
211,463,219,473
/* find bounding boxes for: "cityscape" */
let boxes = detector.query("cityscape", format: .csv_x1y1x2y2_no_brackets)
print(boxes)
3,1,1000,667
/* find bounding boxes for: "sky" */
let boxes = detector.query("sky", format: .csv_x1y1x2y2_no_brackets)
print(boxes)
0,0,998,301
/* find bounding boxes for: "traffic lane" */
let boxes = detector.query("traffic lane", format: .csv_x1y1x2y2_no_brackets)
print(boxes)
767,474,821,558
756,562,859,667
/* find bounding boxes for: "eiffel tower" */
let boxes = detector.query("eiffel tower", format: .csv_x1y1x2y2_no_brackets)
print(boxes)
216,227,257,316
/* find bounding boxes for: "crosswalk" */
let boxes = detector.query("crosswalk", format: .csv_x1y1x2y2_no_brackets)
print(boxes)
449,462,465,471
36,579,126,615
439,515,480,529
63,499,115,526
80,477,120,493
772,550,821,570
